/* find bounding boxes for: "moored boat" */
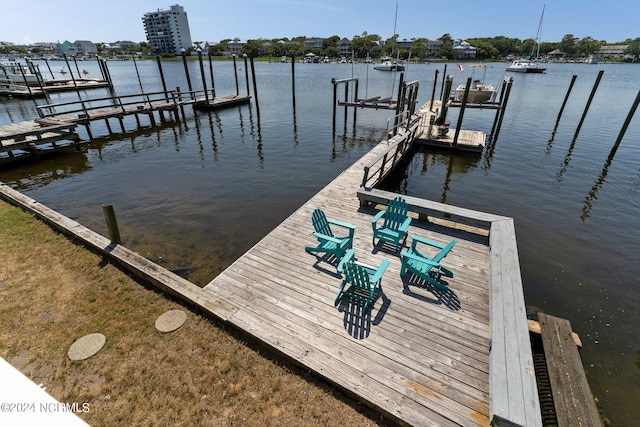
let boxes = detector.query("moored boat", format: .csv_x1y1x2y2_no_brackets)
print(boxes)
0,61,41,85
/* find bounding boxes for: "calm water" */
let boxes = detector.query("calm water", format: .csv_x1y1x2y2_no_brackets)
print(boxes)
1,59,638,425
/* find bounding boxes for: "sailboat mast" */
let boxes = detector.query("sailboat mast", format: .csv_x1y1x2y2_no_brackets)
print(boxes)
391,0,398,56
534,5,545,60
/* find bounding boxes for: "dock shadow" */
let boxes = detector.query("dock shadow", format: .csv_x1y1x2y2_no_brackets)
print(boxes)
401,274,461,311
336,287,391,339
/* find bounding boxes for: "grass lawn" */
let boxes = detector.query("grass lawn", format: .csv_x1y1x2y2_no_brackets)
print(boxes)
0,200,386,426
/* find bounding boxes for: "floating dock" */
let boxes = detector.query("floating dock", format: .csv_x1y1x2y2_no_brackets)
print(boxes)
0,79,111,98
0,119,80,163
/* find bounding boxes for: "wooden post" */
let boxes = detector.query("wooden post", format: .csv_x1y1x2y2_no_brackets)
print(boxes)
44,58,55,80
353,79,359,126
232,54,239,96
572,70,604,143
208,53,216,98
609,88,640,158
72,55,81,78
439,64,448,99
176,86,186,121
63,53,81,101
197,50,209,104
332,78,337,132
393,72,405,135
554,75,577,133
492,77,513,143
102,204,121,245
243,54,250,96
490,77,509,140
181,51,193,99
452,76,472,147
250,55,260,119
343,81,349,126
156,56,169,102
430,69,439,112
132,54,144,93
291,54,296,111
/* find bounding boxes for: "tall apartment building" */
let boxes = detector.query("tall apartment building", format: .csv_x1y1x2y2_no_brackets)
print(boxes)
142,4,192,55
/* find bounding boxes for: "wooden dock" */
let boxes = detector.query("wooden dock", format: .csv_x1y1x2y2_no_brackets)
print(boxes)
0,79,111,98
413,102,486,152
0,119,80,163
203,129,541,425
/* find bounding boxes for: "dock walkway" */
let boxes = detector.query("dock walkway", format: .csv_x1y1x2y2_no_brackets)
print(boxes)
204,134,514,425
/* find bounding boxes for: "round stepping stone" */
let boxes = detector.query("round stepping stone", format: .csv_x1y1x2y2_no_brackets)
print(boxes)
155,309,187,333
67,333,106,361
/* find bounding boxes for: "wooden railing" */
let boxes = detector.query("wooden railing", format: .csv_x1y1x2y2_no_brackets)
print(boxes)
35,90,180,120
361,114,420,189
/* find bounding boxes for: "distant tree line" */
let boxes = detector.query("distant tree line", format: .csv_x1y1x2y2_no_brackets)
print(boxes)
5,33,640,61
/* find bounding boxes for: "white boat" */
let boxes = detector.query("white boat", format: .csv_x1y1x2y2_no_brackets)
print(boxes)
506,58,546,73
506,5,547,74
374,59,405,72
455,79,495,103
585,54,599,64
455,64,495,103
0,61,41,85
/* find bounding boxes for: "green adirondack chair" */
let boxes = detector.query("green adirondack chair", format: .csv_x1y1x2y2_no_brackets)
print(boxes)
304,208,356,263
400,235,456,291
335,249,389,313
371,196,412,252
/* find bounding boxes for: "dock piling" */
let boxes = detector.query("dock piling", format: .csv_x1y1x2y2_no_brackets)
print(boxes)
609,88,640,158
181,52,193,99
102,204,121,245
243,54,250,97
250,56,260,119
232,54,239,96
551,75,578,142
208,53,216,98
291,54,296,111
572,70,604,143
197,51,209,104
156,56,169,102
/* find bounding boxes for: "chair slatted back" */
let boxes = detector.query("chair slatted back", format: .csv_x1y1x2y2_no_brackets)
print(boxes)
382,197,409,231
343,261,371,292
311,208,332,236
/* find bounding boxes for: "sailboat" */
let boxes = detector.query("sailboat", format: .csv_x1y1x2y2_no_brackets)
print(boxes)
375,0,405,72
507,5,547,73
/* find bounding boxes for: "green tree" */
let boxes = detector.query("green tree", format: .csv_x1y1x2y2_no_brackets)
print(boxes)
438,33,454,59
576,36,602,56
410,38,428,61
559,34,579,56
625,38,640,60
241,39,265,57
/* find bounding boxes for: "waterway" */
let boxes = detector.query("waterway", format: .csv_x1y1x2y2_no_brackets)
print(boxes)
1,59,638,426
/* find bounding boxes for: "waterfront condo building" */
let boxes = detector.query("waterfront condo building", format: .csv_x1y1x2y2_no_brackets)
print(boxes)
142,4,192,55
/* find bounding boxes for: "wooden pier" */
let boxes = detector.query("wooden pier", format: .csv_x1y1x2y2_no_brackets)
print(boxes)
0,79,111,98
0,120,551,425
0,119,80,163
203,123,541,425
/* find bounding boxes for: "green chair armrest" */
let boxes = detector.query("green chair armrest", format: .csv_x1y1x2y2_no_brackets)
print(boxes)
411,234,446,250
399,217,412,232
400,250,442,268
371,210,385,224
370,258,390,283
327,218,357,231
313,232,344,245
337,249,356,273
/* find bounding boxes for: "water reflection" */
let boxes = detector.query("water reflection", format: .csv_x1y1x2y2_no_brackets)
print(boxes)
380,147,481,203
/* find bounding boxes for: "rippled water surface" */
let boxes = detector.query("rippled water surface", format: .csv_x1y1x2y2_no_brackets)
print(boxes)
1,59,639,426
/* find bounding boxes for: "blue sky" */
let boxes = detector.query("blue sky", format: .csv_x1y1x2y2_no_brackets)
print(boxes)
2,0,639,45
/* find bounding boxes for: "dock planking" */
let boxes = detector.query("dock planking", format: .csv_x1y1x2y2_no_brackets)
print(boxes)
203,139,496,426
